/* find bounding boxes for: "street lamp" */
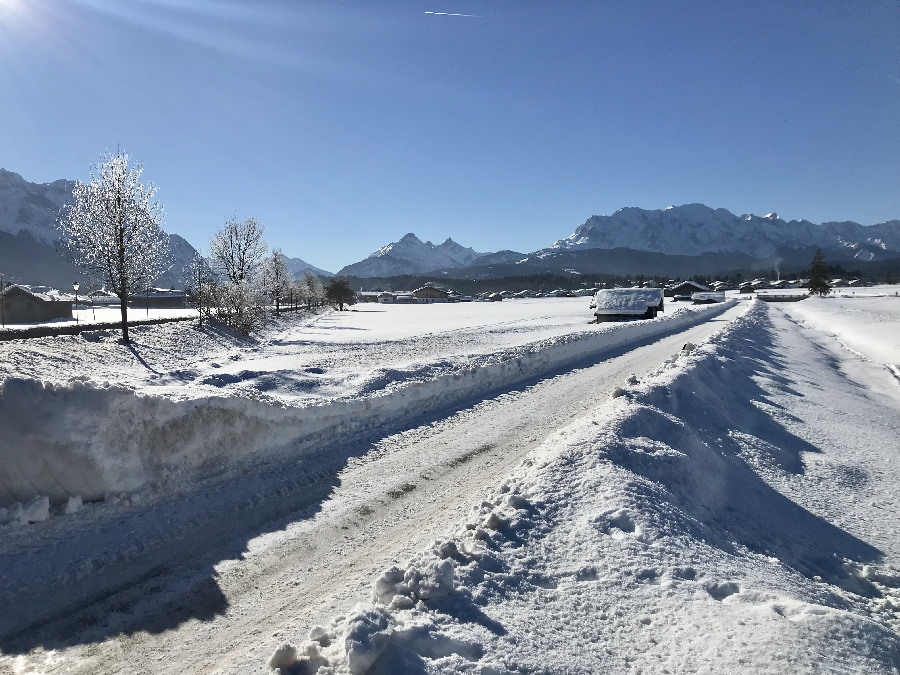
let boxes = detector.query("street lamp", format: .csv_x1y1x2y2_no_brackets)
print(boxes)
73,282,79,323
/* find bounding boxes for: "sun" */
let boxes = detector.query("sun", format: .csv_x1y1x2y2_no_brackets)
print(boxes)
0,0,22,18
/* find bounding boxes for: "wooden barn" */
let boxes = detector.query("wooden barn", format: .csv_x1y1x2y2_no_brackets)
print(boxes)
667,281,709,301
0,285,73,324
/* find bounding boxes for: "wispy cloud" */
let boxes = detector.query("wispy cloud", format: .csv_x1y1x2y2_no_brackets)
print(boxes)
424,11,478,18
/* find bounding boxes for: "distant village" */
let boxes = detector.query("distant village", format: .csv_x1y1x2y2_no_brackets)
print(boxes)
0,274,868,330
356,275,865,305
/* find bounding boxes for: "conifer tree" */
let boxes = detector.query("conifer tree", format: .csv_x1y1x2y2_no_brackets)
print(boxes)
325,277,356,310
807,249,832,296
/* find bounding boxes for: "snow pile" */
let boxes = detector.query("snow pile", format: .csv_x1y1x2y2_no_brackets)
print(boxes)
0,302,734,506
273,301,900,674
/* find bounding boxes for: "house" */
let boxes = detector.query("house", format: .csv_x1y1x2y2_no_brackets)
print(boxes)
356,291,382,303
691,291,726,304
413,285,450,303
739,282,755,294
593,288,664,322
88,289,119,305
668,281,709,302
377,292,396,304
128,288,186,309
0,285,73,324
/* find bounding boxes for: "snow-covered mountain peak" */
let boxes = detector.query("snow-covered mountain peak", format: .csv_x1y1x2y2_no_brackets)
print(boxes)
338,233,488,277
550,203,900,260
0,168,74,245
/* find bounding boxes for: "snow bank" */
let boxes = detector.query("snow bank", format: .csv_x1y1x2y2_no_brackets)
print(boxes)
0,303,735,507
278,301,900,674
0,304,735,507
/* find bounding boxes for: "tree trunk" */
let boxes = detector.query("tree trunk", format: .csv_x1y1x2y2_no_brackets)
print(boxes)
119,296,130,343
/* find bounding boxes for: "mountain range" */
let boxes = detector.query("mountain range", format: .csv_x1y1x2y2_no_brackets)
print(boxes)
337,233,495,277
552,204,900,262
340,204,900,279
3,168,899,286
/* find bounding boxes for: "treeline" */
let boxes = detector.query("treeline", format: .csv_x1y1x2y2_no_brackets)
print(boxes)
344,257,900,296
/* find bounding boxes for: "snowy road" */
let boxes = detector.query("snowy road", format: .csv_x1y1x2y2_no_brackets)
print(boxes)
1,304,745,674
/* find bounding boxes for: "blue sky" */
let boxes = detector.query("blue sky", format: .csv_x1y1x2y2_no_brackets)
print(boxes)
1,0,898,272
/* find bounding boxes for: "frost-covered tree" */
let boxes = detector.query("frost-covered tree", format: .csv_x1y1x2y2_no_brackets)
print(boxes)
185,253,215,326
204,279,268,334
209,217,267,284
204,217,271,333
807,249,832,296
302,270,325,309
58,152,171,343
261,250,292,315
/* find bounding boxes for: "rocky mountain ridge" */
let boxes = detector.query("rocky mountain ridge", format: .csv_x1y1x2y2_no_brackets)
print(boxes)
551,203,900,262
337,204,900,279
337,233,487,277
0,169,198,289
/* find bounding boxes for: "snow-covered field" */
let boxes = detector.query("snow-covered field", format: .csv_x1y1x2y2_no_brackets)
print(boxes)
0,290,898,674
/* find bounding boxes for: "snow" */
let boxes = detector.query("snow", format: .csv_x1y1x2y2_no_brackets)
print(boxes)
1,306,197,331
0,298,730,504
0,288,898,674
785,291,900,368
268,290,900,674
592,288,664,315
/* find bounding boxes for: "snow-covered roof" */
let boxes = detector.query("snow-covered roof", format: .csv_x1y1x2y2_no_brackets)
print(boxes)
691,292,726,302
671,280,709,293
131,288,185,297
593,288,663,314
2,284,73,302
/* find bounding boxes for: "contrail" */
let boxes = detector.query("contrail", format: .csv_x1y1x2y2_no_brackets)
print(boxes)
425,11,478,17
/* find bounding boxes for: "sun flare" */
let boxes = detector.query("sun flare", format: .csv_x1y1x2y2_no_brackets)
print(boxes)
0,0,22,18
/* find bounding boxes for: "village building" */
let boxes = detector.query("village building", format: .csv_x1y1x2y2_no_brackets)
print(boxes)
128,288,186,309
413,285,450,303
593,288,664,322
0,285,73,324
667,280,709,301
691,291,726,304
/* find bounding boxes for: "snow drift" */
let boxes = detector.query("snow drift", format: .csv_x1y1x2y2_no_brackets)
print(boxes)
0,303,734,506
276,300,900,674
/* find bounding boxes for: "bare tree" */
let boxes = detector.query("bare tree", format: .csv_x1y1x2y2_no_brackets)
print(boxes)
185,253,215,326
209,217,267,284
58,151,170,343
